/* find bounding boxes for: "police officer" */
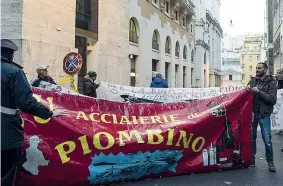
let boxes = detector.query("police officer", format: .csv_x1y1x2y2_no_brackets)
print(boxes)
1,39,66,186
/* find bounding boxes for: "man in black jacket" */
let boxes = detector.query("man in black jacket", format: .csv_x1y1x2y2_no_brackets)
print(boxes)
248,62,277,172
1,39,66,186
83,71,100,98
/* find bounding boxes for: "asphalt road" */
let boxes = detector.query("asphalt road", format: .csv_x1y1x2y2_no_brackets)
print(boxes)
117,131,283,186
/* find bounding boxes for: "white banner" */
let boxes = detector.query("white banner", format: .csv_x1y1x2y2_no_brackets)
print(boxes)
272,89,283,131
31,81,81,96
97,82,246,102
30,81,283,131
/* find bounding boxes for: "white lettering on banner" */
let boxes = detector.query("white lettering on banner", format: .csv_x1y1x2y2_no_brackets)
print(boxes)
97,82,246,102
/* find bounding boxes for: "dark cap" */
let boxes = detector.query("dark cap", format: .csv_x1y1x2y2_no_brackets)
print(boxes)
1,39,18,52
87,71,97,77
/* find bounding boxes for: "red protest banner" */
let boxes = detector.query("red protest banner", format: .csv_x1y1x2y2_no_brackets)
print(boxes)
18,88,253,186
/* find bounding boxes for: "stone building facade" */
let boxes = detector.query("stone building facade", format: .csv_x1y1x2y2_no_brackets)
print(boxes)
193,0,223,87
272,0,283,73
1,0,77,82
240,35,263,85
2,0,221,90
92,0,196,88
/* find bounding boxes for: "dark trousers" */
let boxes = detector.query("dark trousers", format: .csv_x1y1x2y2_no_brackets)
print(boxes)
1,148,21,186
252,114,274,162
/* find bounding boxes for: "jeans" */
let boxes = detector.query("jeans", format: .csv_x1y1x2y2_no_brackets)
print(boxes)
252,114,274,162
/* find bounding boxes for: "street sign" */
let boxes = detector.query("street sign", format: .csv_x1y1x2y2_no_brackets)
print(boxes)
63,52,83,75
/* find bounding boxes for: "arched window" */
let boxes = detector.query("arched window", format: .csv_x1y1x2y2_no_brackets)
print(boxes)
175,42,180,57
129,18,139,43
152,30,159,50
165,36,171,54
204,52,207,64
191,50,194,62
182,16,186,27
183,46,187,59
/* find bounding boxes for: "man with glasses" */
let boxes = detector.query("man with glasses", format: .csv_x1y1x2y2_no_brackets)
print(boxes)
248,62,277,172
30,65,57,87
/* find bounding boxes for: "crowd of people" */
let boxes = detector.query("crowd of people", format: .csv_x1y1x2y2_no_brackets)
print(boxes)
29,65,100,99
1,39,283,185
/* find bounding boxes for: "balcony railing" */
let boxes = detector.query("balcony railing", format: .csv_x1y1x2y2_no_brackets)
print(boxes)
152,41,159,50
129,31,139,44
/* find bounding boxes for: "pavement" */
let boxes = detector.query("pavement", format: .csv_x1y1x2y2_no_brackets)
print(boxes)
117,131,283,186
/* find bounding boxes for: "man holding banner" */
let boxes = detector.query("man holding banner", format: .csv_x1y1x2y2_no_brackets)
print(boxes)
30,65,57,88
83,71,100,98
248,62,277,172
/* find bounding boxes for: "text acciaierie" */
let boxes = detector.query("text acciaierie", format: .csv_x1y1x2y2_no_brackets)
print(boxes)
75,103,225,125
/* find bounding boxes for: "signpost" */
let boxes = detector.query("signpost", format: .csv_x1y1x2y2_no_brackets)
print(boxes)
63,52,83,92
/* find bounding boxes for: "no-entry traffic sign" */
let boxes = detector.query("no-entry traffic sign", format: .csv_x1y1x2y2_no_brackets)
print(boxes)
63,52,83,75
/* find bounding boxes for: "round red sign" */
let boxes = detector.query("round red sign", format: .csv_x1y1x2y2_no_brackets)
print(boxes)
63,52,83,75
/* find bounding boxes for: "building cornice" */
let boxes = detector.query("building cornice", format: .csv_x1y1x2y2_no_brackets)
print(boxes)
196,39,210,50
206,10,223,37
216,0,221,6
206,10,213,23
180,0,195,10
187,0,195,8
195,18,205,26
223,69,243,75
223,58,240,62
210,68,224,75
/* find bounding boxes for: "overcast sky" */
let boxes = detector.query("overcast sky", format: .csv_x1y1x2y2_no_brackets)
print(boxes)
220,0,266,36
